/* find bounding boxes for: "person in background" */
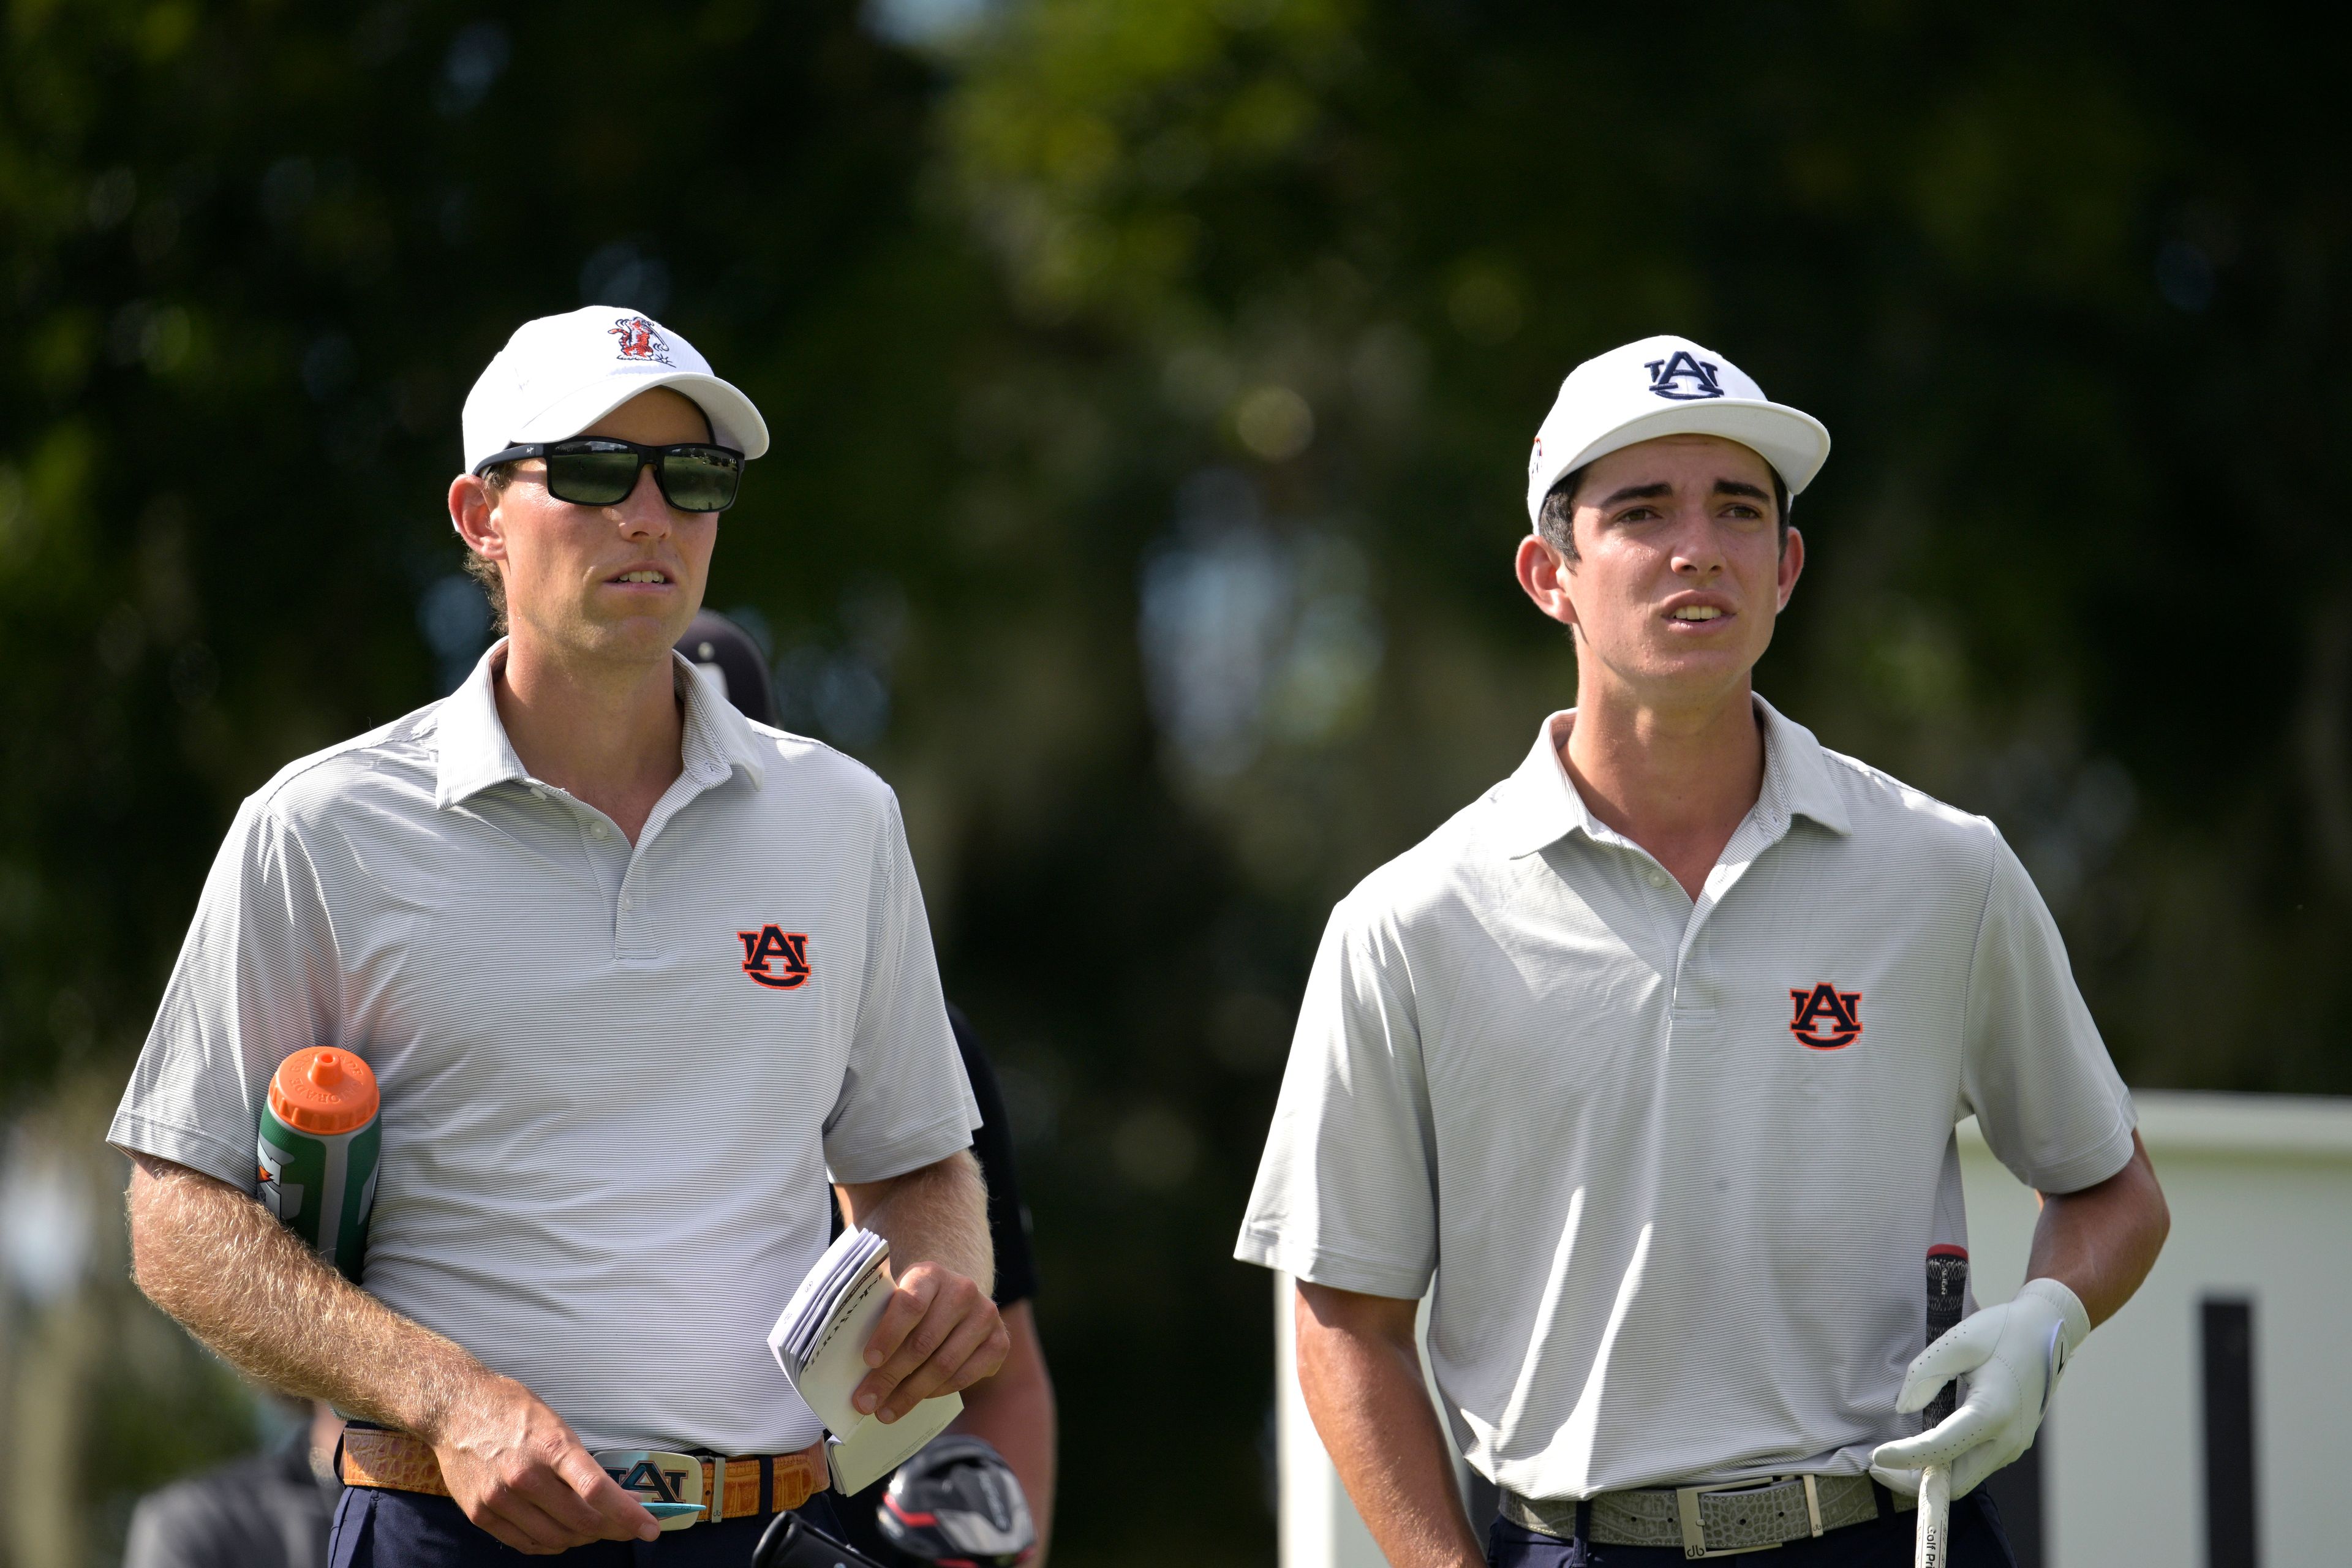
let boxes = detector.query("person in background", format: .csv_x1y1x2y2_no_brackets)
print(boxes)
122,1400,341,1568
680,615,1058,1564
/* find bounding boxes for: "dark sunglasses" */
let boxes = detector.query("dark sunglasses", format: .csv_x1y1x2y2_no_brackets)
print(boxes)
474,438,744,513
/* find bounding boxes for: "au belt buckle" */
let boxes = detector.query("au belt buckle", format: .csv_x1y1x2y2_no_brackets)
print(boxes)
592,1449,703,1532
1673,1475,1821,1559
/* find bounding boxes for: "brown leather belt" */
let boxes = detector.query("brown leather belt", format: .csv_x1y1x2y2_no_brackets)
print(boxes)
339,1425,827,1525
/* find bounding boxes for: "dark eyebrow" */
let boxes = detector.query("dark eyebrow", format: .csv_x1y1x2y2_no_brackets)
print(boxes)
1713,479,1771,502
1598,481,1673,508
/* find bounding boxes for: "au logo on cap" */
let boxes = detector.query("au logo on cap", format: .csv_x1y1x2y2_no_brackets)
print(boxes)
608,314,673,365
1644,350,1724,402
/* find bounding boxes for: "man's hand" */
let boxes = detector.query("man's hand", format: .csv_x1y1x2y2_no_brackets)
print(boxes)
836,1151,1006,1425
424,1373,659,1555
1870,1277,2090,1500
124,1156,656,1556
854,1261,1009,1423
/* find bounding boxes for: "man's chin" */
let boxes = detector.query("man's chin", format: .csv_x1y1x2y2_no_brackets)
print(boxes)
1604,641,1765,701
540,605,701,665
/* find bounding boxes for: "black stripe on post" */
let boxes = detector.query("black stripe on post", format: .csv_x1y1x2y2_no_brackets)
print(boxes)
2200,1296,2258,1568
1981,1431,2045,1568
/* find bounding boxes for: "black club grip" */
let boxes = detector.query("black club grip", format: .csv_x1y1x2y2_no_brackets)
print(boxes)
1923,1247,1970,1428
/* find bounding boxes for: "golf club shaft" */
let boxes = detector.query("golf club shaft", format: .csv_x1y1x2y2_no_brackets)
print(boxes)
1915,1463,1951,1568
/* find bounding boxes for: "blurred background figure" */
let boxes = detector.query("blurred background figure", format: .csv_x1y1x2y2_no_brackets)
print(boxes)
679,611,1059,1565
122,1400,341,1568
678,609,779,728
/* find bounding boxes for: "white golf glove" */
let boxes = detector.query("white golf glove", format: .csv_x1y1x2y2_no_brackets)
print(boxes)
1869,1276,2090,1501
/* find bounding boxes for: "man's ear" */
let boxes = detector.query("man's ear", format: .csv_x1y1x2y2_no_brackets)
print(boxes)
448,474,507,565
1776,525,1805,612
1515,532,1580,633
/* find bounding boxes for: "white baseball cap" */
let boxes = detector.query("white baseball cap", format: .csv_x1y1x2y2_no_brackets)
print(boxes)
459,305,770,475
1523,334,1829,527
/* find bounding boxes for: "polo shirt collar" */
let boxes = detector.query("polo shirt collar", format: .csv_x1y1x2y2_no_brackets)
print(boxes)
677,649,769,791
434,641,530,808
1496,710,1602,859
434,639,769,809
1496,693,1851,859
1754,693,1852,837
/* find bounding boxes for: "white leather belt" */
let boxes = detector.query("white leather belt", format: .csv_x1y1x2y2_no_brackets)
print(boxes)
1505,1472,1901,1558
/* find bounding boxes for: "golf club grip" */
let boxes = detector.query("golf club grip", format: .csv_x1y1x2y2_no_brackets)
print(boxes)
1923,1246,1969,1427
1914,1463,1952,1568
750,1513,891,1568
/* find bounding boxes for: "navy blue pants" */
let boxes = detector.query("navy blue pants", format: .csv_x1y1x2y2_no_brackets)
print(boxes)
328,1486,845,1566
1487,1488,2016,1567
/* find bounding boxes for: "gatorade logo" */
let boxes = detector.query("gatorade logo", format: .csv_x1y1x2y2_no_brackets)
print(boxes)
737,924,812,990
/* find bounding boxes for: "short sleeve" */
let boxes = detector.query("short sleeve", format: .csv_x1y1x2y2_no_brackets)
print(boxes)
1234,897,1438,1300
107,798,342,1189
1961,832,2137,1194
821,793,978,1185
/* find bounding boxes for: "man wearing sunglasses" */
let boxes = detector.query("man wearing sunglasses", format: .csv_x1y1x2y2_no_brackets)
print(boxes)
111,307,1005,1562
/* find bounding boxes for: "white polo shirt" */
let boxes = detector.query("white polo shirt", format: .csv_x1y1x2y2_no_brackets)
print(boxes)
1236,696,2135,1499
110,642,978,1455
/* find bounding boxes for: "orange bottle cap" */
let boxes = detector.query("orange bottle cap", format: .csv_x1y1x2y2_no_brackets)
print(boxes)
269,1047,379,1134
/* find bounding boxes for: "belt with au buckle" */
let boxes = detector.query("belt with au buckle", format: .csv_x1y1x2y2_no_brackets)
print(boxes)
339,1425,827,1532
1504,1473,1905,1558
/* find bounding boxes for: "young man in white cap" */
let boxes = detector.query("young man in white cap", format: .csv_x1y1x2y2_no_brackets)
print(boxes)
1236,336,2171,1566
111,306,1006,1563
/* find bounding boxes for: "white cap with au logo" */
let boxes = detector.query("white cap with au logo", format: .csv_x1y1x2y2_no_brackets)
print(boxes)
460,304,771,475
1523,334,1830,527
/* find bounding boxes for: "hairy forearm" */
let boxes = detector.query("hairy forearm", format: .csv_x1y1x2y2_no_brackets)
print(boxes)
126,1155,497,1438
953,1301,1057,1564
2028,1131,2169,1327
1295,1283,1482,1568
837,1150,993,1294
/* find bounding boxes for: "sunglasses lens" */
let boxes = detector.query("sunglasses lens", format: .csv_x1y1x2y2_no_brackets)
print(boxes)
658,450,741,512
545,448,641,506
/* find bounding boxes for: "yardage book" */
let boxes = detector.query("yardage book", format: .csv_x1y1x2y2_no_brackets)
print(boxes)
768,1226,963,1494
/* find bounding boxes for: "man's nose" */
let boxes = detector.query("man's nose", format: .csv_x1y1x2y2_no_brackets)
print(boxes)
1669,510,1724,575
605,465,674,535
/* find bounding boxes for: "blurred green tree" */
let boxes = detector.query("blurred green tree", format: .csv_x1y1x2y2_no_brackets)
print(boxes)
2,1,2346,1565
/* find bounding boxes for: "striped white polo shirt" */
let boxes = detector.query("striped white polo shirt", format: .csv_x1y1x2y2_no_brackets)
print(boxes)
111,642,978,1455
1236,696,2135,1499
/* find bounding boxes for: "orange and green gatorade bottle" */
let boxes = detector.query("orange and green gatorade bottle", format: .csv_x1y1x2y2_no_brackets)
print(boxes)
257,1047,381,1280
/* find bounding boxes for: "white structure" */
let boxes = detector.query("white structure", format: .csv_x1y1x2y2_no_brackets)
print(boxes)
1274,1091,2352,1568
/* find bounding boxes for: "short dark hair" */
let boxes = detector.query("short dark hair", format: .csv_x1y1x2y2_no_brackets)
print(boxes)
464,462,516,632
1537,461,1791,564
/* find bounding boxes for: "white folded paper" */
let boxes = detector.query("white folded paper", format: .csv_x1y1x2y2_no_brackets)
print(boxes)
769,1226,963,1494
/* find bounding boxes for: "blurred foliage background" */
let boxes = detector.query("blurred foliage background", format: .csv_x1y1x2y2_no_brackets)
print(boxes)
1,0,2345,1562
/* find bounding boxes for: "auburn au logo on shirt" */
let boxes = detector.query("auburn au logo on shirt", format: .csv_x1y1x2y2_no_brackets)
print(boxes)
1789,982,1863,1049
737,924,812,990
